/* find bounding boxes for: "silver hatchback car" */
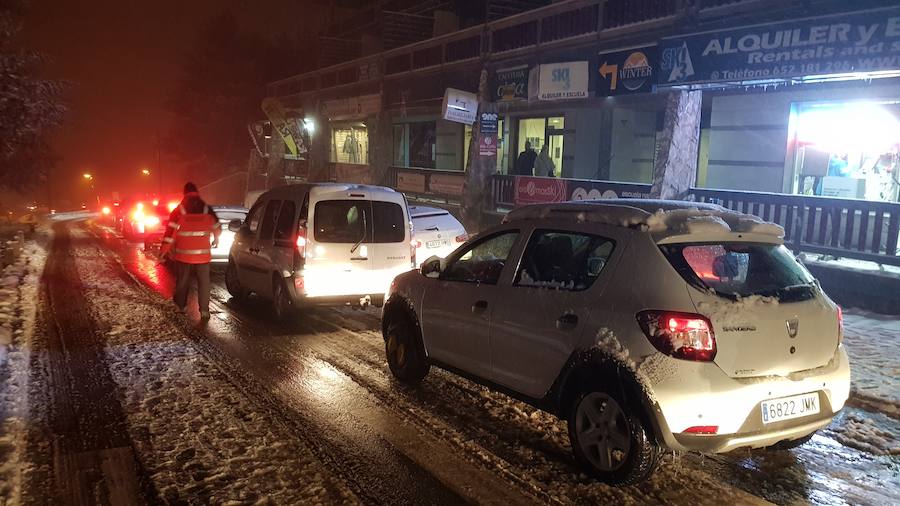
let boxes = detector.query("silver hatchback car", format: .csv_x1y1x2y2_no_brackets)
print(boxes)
381,200,850,485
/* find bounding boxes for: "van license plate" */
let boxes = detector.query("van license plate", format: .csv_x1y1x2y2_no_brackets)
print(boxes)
761,392,819,424
426,240,446,248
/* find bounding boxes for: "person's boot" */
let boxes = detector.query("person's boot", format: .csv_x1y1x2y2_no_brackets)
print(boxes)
200,310,210,321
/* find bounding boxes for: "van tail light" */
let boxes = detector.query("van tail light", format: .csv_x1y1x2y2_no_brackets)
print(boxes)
411,239,422,249
295,226,307,257
409,239,418,268
837,306,844,345
636,311,717,362
455,234,468,243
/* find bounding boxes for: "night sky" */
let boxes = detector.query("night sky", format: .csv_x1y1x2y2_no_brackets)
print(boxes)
23,0,320,205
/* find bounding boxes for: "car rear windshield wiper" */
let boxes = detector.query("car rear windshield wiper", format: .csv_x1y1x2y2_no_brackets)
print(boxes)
351,211,367,254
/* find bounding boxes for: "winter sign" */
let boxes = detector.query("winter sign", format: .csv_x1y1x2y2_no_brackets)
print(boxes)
597,46,657,96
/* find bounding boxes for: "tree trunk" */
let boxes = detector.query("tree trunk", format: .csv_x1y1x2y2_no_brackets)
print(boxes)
461,69,495,234
651,90,702,200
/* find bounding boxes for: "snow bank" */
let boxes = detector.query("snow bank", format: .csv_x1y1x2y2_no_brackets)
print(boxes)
0,231,49,505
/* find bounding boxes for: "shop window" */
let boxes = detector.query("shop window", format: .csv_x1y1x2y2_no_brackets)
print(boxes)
330,122,369,165
791,101,900,202
393,121,436,169
514,117,564,176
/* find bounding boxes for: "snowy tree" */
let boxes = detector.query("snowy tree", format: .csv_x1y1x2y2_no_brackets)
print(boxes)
0,0,67,191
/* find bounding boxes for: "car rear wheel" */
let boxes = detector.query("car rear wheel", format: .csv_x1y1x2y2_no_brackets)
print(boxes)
272,276,295,320
568,389,659,485
384,314,429,385
225,259,248,301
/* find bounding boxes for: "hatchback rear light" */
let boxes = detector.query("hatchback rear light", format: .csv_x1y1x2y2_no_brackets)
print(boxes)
837,306,844,345
636,311,717,362
682,425,718,435
455,234,468,243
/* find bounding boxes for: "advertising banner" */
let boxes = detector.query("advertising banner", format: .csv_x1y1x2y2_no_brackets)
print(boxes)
597,46,657,96
514,177,569,207
569,180,652,200
442,88,478,124
397,172,426,194
493,65,529,101
261,97,300,156
536,61,589,100
659,6,900,86
428,173,466,196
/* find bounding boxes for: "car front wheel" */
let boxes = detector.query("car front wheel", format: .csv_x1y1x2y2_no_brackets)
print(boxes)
272,276,295,320
568,389,659,485
384,314,429,385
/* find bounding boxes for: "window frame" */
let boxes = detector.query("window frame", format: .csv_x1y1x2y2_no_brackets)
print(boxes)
439,229,521,285
259,199,282,241
512,228,616,292
273,200,298,247
245,201,266,235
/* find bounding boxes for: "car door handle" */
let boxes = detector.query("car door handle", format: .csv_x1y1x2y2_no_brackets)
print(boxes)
556,313,579,330
471,300,488,313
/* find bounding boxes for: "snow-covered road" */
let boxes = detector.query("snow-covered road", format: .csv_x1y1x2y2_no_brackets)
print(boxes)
5,219,899,505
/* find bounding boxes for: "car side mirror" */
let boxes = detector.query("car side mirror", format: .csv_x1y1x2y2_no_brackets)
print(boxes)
420,256,442,278
228,219,243,233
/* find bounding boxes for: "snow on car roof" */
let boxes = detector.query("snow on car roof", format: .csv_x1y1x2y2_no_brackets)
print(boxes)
503,200,785,242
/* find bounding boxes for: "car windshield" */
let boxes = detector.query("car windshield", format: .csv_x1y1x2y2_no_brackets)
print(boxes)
660,242,816,302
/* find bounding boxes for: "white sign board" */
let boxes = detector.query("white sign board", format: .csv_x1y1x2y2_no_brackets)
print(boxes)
442,88,477,125
821,176,865,199
537,61,589,101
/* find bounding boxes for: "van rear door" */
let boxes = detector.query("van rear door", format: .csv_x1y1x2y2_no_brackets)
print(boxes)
305,197,373,298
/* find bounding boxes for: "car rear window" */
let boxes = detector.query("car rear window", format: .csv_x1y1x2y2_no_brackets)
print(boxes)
314,200,406,244
660,242,816,302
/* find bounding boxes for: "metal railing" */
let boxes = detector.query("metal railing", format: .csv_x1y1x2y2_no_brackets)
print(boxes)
691,188,900,267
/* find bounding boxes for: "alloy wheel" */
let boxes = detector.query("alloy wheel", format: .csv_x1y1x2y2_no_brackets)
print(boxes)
574,392,632,472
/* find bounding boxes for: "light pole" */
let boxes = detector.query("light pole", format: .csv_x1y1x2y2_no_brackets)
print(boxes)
83,173,100,208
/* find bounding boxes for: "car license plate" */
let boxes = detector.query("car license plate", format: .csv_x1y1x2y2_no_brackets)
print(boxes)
761,392,819,424
426,239,447,249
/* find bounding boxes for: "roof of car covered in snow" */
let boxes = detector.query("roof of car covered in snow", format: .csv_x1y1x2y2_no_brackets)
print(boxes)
502,199,786,243
260,183,399,200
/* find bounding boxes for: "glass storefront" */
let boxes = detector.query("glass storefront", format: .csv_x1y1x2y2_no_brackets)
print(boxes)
330,122,369,164
514,117,564,177
393,121,436,169
791,101,900,202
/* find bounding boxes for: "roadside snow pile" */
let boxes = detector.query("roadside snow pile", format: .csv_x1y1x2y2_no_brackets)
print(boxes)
828,412,900,456
644,208,785,238
0,233,48,505
71,232,359,505
841,308,900,417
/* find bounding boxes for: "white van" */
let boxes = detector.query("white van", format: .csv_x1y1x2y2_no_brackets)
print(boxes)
225,183,415,318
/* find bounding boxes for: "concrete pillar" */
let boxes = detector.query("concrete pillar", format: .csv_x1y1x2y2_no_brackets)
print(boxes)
307,109,332,182
367,111,393,186
651,90,702,200
461,69,495,233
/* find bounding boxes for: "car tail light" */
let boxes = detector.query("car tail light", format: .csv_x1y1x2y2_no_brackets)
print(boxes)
636,311,717,362
168,201,179,212
837,306,844,345
101,206,111,215
682,425,718,435
152,199,160,206
455,234,468,243
411,239,422,249
295,226,307,256
294,275,304,292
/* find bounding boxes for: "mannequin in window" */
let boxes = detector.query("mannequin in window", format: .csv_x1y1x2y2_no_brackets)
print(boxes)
343,128,361,163
534,144,555,177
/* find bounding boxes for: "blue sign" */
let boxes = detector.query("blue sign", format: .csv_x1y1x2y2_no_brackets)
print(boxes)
659,6,900,86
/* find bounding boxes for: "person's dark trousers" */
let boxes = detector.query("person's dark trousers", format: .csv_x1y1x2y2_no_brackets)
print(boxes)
173,261,211,312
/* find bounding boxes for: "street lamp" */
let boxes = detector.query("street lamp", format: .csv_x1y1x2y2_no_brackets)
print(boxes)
82,173,99,207
140,167,161,194
83,173,93,180
141,168,151,176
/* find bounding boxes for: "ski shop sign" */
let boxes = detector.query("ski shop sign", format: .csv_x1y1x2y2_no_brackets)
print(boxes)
659,6,900,86
442,88,478,125
533,61,589,100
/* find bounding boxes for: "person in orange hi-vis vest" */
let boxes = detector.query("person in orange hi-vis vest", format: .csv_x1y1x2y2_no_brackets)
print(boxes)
159,182,221,320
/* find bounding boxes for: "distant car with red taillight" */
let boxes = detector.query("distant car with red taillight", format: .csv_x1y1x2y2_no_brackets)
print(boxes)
381,199,850,486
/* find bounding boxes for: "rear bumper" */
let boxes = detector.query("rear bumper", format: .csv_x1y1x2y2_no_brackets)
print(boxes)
647,345,851,453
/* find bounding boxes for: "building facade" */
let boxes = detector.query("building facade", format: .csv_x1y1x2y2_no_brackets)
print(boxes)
259,0,900,205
